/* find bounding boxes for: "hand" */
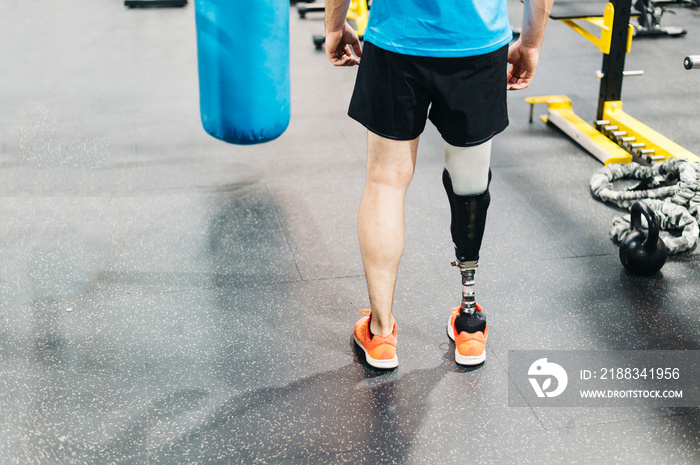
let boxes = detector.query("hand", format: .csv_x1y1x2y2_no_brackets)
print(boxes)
325,22,362,67
506,39,540,90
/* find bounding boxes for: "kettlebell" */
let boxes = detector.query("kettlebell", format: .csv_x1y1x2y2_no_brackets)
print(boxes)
619,201,667,275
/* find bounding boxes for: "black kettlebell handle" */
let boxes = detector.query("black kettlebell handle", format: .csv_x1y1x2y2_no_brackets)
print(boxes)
630,201,659,251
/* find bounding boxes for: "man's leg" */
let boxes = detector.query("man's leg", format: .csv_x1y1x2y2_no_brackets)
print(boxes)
443,139,492,366
444,139,492,258
358,131,418,337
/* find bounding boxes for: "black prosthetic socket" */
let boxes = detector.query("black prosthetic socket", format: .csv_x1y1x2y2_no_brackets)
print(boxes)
442,169,491,263
455,310,487,335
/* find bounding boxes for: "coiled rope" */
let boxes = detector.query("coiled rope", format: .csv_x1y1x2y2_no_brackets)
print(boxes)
590,158,700,254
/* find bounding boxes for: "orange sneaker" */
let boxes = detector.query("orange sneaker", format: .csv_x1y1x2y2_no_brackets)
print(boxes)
447,304,488,365
353,309,398,369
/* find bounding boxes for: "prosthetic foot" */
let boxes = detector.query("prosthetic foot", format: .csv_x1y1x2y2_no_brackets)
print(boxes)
447,302,488,365
446,258,488,365
449,259,487,346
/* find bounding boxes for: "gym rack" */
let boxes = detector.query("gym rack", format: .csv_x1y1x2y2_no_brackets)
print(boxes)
526,0,699,165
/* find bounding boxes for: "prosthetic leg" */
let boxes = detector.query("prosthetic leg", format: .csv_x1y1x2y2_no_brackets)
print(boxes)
443,169,489,334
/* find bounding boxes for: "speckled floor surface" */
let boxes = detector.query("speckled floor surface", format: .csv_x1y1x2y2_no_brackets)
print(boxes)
1,1,699,464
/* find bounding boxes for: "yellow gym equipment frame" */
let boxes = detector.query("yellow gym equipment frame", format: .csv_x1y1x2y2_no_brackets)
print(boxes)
346,0,369,36
527,0,699,165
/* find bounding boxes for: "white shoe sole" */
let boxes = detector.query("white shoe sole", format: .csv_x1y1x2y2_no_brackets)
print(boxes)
447,315,486,366
353,334,398,369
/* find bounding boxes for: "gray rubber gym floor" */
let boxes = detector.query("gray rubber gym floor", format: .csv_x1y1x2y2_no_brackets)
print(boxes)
1,1,699,464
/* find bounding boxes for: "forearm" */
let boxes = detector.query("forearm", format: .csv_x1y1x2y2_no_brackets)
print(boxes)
520,0,553,49
324,0,352,32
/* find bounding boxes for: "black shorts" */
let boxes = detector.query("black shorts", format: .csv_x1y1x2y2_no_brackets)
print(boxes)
348,42,509,147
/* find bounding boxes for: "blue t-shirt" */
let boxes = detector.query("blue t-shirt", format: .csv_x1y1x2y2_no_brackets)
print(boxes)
363,0,512,57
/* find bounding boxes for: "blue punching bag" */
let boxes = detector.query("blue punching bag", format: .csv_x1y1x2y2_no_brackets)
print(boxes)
195,0,290,145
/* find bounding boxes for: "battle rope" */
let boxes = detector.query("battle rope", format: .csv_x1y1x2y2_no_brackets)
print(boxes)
590,158,700,254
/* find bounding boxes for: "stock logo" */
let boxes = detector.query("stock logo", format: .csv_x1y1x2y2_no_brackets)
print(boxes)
528,358,568,398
